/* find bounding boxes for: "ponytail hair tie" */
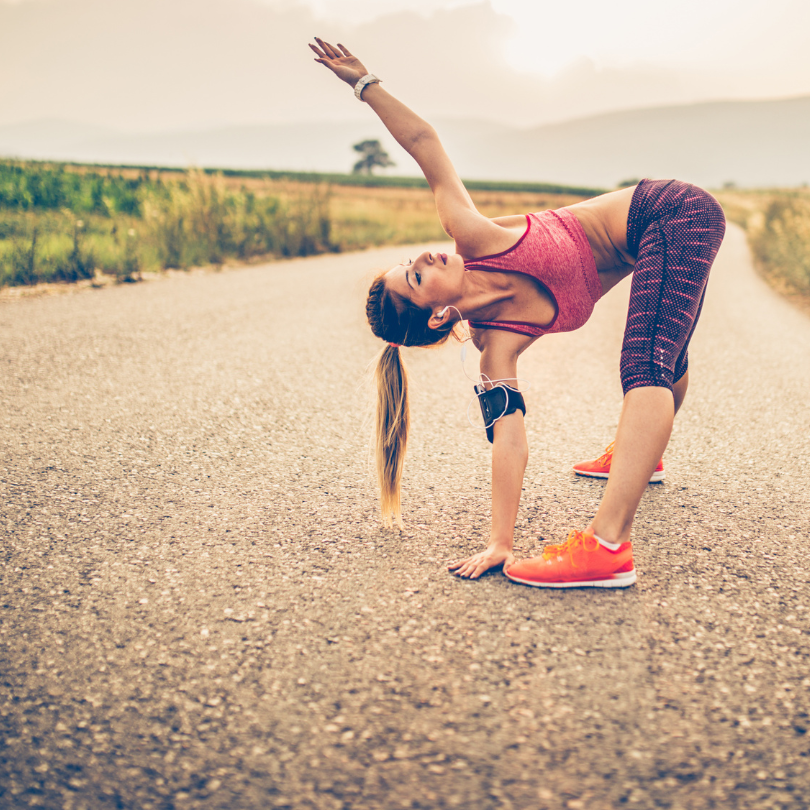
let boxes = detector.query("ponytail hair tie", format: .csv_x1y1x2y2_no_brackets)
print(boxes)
388,342,401,348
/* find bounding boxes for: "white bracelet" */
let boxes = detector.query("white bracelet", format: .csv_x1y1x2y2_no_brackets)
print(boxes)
354,74,381,101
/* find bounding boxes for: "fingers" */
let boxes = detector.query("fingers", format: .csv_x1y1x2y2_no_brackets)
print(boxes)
474,558,505,578
448,555,480,572
337,43,353,57
457,560,479,578
447,555,477,576
315,37,340,59
448,554,503,579
310,39,335,62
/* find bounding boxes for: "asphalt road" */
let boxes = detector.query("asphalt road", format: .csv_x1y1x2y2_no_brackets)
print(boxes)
2,224,809,810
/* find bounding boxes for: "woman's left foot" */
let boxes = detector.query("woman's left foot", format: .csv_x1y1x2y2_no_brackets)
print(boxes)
505,529,636,589
574,441,665,483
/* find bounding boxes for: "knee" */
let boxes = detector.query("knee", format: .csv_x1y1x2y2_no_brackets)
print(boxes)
673,355,689,385
620,359,674,397
672,369,689,413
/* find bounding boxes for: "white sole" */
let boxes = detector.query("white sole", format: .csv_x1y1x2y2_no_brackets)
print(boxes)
506,569,637,589
574,470,665,483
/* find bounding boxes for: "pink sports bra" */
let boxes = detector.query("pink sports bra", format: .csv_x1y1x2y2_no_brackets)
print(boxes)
465,208,602,337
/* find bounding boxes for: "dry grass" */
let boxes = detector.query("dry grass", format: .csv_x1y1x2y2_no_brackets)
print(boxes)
1,160,591,289
43,170,808,316
205,176,589,253
718,188,810,313
326,183,588,251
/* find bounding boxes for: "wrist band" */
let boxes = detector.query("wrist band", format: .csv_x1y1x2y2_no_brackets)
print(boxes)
354,74,381,101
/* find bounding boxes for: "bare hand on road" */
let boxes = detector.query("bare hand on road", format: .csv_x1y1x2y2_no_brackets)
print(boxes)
448,543,516,579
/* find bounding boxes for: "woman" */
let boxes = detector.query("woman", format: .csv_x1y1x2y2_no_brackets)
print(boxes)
310,38,725,588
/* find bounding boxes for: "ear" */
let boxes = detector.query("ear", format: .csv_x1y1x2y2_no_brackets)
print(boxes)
428,306,451,331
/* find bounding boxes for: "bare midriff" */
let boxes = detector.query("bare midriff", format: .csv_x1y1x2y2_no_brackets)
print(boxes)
486,186,638,298
563,186,637,296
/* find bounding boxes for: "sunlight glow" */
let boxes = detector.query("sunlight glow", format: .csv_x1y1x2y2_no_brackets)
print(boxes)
492,0,747,76
270,0,775,78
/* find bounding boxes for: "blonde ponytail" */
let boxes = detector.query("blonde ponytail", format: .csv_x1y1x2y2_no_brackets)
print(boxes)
375,344,409,527
366,271,459,526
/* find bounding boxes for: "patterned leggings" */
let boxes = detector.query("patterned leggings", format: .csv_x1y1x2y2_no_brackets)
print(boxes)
621,179,726,394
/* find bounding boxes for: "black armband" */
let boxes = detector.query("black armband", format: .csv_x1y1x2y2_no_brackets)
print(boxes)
474,384,526,444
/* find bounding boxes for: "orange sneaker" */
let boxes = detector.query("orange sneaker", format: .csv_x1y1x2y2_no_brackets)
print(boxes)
505,530,636,589
573,441,665,483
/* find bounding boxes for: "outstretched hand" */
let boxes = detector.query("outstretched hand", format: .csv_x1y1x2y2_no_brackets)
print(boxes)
448,543,515,580
309,38,369,88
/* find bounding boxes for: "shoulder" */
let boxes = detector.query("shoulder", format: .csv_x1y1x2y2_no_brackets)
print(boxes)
455,214,529,262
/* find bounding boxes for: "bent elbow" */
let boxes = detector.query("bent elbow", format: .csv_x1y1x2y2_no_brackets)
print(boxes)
407,126,439,155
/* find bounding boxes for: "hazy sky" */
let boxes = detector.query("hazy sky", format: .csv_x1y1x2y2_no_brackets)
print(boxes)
295,0,801,77
0,0,808,131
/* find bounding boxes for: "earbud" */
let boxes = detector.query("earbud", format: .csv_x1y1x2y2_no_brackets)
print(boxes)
438,306,449,317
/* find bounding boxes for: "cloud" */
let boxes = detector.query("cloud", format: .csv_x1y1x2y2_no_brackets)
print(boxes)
0,0,807,131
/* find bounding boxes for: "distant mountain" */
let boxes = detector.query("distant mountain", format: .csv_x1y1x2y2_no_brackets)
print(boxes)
1,96,808,188
463,95,810,189
0,117,515,179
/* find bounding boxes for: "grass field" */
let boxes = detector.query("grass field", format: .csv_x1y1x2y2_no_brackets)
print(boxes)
0,162,334,286
327,182,589,252
718,188,810,310
3,160,809,312
0,160,594,288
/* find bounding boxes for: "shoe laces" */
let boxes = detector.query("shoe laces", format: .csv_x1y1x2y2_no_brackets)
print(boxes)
542,530,599,567
595,441,615,466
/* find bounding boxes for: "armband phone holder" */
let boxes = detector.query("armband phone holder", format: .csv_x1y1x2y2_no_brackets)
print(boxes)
474,384,526,443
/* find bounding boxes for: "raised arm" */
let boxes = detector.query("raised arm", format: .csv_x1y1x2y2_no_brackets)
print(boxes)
309,38,500,256
448,333,529,579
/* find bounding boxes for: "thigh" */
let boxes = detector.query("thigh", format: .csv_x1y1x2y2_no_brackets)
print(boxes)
620,187,725,393
672,285,707,382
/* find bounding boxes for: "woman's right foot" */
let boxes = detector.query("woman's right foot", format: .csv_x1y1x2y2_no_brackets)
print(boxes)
505,529,637,589
573,441,665,483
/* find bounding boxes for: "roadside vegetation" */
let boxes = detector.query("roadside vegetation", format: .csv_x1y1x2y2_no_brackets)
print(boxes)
0,160,599,289
4,161,809,309
0,161,333,287
719,188,810,307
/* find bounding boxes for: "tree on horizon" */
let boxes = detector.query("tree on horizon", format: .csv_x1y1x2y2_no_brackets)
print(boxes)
352,140,395,176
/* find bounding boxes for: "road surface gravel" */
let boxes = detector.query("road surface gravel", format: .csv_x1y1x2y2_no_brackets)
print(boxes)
1,224,809,809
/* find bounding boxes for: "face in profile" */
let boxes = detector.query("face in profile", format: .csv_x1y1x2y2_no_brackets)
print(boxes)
384,250,462,323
